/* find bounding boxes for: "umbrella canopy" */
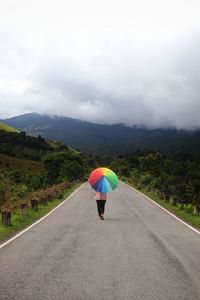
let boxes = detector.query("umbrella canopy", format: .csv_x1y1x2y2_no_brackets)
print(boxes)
88,167,118,193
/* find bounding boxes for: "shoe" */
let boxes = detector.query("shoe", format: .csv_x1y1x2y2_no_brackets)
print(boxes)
101,214,104,220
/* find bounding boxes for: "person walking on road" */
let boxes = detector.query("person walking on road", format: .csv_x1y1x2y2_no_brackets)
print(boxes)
94,192,107,220
89,167,118,220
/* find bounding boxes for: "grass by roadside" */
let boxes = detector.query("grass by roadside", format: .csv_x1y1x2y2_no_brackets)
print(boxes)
125,180,200,231
0,182,82,242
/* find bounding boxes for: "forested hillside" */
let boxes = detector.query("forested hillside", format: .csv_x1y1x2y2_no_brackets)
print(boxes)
0,130,88,210
4,113,200,155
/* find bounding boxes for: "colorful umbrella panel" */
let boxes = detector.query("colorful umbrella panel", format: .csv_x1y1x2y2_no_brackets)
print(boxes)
88,167,118,193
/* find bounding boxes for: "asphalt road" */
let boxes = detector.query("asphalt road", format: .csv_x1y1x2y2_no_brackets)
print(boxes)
0,182,200,300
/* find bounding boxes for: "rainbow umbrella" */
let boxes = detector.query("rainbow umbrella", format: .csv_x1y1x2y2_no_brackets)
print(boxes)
88,167,118,193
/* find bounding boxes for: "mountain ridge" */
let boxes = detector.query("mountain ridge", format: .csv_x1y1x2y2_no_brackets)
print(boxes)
3,112,200,155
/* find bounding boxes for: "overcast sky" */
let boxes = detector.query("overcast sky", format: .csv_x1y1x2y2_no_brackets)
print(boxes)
1,0,200,129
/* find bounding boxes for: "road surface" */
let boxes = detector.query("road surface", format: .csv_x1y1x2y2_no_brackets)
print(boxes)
0,182,200,300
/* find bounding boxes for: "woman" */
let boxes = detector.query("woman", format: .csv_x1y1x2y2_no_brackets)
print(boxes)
94,191,107,220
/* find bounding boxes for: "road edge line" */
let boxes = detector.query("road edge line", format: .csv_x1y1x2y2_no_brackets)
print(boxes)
0,182,87,250
121,181,200,236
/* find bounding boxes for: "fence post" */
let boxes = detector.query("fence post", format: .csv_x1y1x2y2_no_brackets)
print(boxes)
40,196,48,206
2,210,12,225
21,203,28,216
165,193,170,203
172,197,177,206
193,205,200,214
31,199,38,210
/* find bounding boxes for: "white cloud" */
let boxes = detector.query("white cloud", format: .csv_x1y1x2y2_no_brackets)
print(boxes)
0,0,200,129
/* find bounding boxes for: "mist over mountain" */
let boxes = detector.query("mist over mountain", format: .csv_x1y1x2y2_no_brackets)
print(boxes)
3,113,200,155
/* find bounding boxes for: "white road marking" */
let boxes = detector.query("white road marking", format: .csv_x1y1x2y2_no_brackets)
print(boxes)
0,183,86,250
121,181,200,236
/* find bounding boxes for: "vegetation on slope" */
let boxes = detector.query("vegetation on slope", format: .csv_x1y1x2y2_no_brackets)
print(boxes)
0,122,18,133
91,151,200,229
0,130,88,210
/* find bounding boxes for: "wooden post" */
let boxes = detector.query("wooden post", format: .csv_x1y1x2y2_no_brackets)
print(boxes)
180,199,187,209
21,203,28,216
172,197,177,206
165,193,170,203
40,196,48,206
160,192,165,200
193,205,200,214
31,199,38,210
2,210,11,225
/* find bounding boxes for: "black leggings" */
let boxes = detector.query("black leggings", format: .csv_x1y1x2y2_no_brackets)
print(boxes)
96,200,106,216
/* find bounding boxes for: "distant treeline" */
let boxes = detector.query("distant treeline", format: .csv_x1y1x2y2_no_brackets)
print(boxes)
90,150,200,212
1,129,200,214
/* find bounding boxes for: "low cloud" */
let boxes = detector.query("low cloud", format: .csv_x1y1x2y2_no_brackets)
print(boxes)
0,1,200,130
17,30,199,130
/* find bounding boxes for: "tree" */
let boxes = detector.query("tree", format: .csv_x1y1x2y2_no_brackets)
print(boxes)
59,160,83,181
43,152,70,183
43,151,85,184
